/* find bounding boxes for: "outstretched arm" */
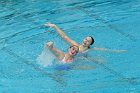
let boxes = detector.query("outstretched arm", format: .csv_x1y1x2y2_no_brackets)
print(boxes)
45,23,79,46
89,47,127,53
46,42,65,61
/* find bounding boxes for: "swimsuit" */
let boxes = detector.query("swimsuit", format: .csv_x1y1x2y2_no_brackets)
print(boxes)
61,55,73,63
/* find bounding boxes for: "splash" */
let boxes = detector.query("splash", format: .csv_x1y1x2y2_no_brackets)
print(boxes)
37,45,56,67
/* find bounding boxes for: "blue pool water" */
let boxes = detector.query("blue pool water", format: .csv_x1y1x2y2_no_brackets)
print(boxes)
0,0,140,93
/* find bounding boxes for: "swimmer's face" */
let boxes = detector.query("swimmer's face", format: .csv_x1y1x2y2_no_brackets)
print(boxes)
82,36,92,47
68,46,79,56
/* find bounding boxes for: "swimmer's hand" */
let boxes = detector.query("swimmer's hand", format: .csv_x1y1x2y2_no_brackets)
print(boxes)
44,23,56,28
46,42,54,49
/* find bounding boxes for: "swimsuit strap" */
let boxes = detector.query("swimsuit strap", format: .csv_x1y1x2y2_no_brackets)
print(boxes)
62,55,66,62
62,55,73,63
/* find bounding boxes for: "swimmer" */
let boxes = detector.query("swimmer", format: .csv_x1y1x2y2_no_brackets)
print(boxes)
45,23,127,53
45,23,94,53
46,42,79,63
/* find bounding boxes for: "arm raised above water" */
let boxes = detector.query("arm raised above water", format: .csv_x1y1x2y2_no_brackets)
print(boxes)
46,42,65,61
45,23,79,46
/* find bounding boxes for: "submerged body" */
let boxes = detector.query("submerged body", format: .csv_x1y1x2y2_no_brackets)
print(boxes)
45,23,126,53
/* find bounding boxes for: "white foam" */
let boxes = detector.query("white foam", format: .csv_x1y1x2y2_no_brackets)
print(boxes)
37,45,55,67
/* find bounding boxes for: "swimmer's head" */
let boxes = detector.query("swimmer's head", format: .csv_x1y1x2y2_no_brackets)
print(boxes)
82,36,94,47
68,45,79,56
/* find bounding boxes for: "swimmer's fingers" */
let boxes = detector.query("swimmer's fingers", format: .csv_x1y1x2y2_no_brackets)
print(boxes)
44,22,55,28
44,22,50,26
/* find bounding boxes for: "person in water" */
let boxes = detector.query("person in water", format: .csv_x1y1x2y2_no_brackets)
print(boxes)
45,23,127,53
46,41,79,63
45,23,94,53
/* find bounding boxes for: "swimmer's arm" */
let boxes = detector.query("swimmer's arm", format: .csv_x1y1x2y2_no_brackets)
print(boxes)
48,47,65,61
54,25,79,46
45,23,79,46
89,47,127,53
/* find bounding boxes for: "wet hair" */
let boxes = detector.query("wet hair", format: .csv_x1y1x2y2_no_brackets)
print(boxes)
88,36,94,45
